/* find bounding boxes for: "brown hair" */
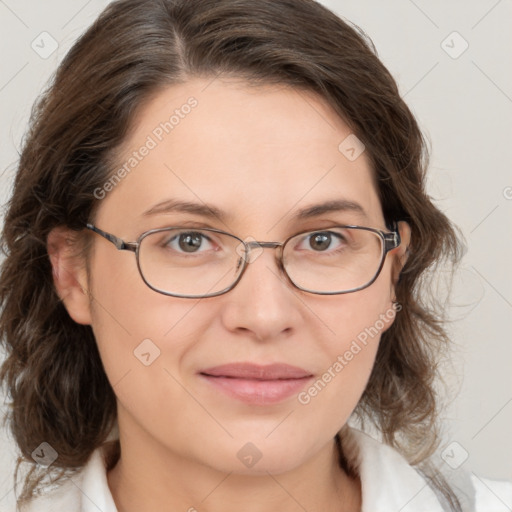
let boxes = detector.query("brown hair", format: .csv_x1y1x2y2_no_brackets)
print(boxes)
0,0,464,508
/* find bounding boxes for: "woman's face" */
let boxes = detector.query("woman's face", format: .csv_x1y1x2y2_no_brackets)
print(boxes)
64,77,407,474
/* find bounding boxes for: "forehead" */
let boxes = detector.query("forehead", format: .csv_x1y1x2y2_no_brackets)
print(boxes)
98,77,384,234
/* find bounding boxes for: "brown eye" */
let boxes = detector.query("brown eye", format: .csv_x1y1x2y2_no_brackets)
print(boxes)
157,231,216,254
177,232,204,253
309,232,332,251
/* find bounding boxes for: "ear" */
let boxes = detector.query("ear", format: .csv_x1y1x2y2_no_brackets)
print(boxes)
47,226,92,325
391,220,411,288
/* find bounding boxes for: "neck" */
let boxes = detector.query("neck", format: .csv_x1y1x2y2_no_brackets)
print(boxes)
107,413,361,512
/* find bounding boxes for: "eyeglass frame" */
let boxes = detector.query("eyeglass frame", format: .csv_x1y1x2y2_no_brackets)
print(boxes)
84,221,401,298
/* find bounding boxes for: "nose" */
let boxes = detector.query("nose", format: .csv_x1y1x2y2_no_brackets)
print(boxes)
219,245,302,341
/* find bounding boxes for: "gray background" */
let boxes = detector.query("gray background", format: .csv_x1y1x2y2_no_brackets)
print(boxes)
1,1,511,510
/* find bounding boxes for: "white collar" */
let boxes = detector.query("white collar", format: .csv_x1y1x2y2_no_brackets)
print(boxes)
343,428,445,511
79,445,118,512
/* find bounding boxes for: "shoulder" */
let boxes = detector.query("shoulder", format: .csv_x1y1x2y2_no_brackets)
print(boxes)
20,482,80,511
471,474,512,512
341,427,512,512
19,444,118,512
18,474,83,512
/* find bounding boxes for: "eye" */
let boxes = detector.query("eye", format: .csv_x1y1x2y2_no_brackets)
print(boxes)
296,230,347,252
165,231,216,253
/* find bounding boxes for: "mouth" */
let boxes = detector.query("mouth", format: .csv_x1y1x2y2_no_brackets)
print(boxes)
198,363,314,405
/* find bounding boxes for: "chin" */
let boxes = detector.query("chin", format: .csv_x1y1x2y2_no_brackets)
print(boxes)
194,436,314,476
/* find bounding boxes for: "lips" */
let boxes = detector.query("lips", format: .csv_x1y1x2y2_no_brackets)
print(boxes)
200,362,313,380
199,363,314,405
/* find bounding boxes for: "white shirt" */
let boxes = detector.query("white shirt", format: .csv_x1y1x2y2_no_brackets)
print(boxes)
19,428,512,512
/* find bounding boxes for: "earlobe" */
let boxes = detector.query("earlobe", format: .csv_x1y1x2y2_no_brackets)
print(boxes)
47,226,92,325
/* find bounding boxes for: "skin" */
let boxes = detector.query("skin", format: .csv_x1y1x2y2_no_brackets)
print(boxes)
48,77,410,512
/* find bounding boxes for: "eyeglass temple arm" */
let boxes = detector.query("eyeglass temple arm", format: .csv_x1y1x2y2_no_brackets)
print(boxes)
85,223,138,252
383,221,401,252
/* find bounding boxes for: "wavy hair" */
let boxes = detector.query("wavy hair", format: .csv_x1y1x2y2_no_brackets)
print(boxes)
0,0,464,508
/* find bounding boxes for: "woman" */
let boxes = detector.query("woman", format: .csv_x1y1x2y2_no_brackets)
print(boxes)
0,0,509,511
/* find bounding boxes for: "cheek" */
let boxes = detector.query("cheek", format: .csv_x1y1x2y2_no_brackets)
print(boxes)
301,267,396,410
87,248,214,387
87,258,219,438
316,270,394,355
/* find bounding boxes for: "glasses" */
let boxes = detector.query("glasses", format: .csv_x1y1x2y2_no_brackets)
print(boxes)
85,222,401,298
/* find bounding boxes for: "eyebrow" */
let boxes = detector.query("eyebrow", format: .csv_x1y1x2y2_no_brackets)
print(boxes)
142,198,367,222
142,199,227,221
295,199,367,220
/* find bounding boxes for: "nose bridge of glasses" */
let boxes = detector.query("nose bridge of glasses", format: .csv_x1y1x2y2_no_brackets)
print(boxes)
240,240,284,265
250,241,283,249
